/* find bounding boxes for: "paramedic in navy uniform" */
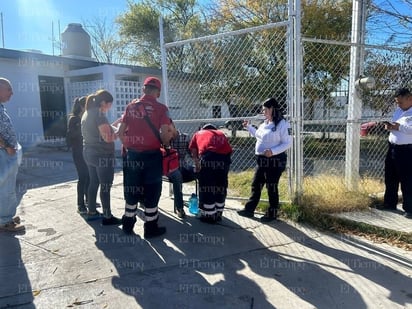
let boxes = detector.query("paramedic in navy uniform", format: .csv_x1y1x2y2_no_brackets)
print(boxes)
237,97,292,222
383,88,412,219
118,77,175,237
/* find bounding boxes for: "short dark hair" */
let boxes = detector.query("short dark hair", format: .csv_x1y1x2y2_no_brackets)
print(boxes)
202,123,217,130
394,88,411,98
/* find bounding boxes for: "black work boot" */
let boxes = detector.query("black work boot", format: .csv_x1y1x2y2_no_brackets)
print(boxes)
237,209,254,218
260,208,277,223
122,215,137,234
144,221,166,238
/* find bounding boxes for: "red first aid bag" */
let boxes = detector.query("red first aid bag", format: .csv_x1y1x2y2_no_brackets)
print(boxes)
161,148,179,176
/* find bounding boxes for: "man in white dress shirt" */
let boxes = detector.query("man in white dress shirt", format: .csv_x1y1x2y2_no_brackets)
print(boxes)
382,88,412,218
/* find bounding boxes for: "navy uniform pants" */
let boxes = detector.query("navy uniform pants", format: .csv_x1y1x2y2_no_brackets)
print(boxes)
198,152,231,217
123,149,162,226
384,143,412,213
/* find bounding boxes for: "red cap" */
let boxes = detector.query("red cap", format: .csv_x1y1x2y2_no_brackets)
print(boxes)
143,77,161,90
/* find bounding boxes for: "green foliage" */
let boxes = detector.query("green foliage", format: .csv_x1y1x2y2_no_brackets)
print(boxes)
117,0,208,67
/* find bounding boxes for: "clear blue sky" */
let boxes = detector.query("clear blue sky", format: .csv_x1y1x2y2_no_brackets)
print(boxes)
0,0,129,55
1,0,410,55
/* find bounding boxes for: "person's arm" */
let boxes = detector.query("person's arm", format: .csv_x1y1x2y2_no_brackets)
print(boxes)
270,121,293,155
98,123,117,143
244,121,257,136
117,122,127,144
189,135,201,172
0,134,17,155
160,123,175,147
0,113,18,155
190,148,201,172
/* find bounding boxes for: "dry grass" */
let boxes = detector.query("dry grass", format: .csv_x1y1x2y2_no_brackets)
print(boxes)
229,172,383,213
300,175,384,213
229,172,412,248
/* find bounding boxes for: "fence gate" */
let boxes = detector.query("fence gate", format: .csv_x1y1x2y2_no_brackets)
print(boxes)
162,21,291,201
162,16,412,206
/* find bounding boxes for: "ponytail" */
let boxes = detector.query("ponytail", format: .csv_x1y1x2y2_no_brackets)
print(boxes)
85,89,113,110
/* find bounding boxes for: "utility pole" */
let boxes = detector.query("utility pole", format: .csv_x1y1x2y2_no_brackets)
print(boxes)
1,12,4,48
52,21,54,55
345,0,368,191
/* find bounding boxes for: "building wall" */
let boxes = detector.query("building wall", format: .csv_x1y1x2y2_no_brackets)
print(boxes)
1,53,164,150
1,58,67,148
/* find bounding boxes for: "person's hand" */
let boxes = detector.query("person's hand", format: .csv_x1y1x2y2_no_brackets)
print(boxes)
263,149,272,157
194,160,201,173
243,120,250,128
384,121,399,131
6,147,17,156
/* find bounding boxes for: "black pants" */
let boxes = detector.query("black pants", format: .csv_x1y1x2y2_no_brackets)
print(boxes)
244,153,287,213
198,152,231,216
71,145,89,207
123,149,162,225
384,143,412,213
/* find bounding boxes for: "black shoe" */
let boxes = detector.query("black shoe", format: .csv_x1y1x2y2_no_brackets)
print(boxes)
375,204,397,211
260,208,277,223
216,212,223,222
122,215,136,234
102,216,123,225
144,226,166,238
404,212,412,219
175,208,186,219
237,209,254,218
77,205,87,215
260,215,277,223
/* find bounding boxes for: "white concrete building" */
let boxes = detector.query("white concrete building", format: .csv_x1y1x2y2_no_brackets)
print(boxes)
0,24,162,149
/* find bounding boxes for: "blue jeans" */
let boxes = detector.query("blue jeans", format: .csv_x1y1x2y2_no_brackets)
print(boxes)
0,149,18,224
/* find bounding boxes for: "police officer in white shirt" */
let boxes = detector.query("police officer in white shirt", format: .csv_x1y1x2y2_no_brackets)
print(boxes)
237,97,292,222
382,88,412,218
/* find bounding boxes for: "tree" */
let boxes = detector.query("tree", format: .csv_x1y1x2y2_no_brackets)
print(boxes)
204,0,353,115
369,0,412,46
82,17,133,64
116,0,353,122
117,0,209,68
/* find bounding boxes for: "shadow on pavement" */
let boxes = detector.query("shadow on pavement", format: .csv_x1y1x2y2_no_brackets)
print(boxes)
275,222,412,307
85,208,367,308
0,232,35,308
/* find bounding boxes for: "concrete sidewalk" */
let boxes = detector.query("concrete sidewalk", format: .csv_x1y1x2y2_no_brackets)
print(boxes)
1,147,411,308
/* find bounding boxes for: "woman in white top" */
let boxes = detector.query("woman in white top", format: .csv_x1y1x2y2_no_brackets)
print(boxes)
237,97,292,222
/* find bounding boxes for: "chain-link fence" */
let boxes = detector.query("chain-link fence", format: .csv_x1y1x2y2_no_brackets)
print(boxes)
163,19,412,203
301,40,411,197
163,22,290,199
